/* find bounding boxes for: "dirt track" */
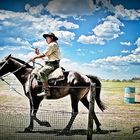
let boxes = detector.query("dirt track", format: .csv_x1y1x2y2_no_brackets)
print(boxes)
0,81,140,140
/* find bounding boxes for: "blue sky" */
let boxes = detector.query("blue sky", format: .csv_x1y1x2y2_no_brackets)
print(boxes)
0,0,140,80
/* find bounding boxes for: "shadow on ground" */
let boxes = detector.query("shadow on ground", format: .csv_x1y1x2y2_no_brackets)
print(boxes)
17,129,121,136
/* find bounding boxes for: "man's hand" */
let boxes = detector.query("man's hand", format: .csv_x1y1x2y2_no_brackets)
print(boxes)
29,57,36,63
29,53,45,63
35,48,40,55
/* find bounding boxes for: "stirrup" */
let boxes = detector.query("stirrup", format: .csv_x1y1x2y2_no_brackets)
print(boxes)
44,88,50,95
37,87,50,97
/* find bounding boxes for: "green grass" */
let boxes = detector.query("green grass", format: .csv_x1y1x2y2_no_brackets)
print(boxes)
102,81,140,102
102,81,140,87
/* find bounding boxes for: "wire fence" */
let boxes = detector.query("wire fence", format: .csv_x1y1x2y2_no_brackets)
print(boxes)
0,78,140,140
0,105,140,140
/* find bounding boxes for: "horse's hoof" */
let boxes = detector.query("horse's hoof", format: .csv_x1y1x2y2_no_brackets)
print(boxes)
40,121,51,127
57,129,69,136
96,127,102,133
24,127,33,132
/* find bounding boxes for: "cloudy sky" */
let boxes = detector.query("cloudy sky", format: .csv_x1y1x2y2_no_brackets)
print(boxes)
0,0,140,80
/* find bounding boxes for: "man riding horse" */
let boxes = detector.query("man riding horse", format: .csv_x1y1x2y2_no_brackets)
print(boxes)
0,32,105,133
30,33,61,98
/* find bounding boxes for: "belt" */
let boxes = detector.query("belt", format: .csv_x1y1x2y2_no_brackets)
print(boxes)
45,60,60,65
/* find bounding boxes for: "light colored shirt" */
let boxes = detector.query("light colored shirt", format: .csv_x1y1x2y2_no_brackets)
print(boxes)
43,42,61,61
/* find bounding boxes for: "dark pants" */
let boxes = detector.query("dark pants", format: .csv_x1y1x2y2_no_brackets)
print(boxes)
39,60,59,82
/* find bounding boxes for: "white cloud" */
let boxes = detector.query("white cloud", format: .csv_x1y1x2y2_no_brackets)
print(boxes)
1,1,139,22
3,37,32,48
25,4,31,11
32,31,75,45
78,35,105,45
32,40,46,48
132,37,140,54
121,50,130,54
132,47,140,55
14,52,35,60
114,5,140,20
88,38,140,66
11,52,139,80
93,16,124,40
23,1,140,21
120,41,132,46
135,37,140,46
2,21,16,26
60,57,127,80
61,58,84,73
8,47,21,51
0,8,79,47
95,1,140,20
92,52,140,66
61,21,79,29
25,3,44,15
78,15,123,45
46,0,95,17
0,47,6,51
54,31,75,44
94,1,140,20
60,58,101,77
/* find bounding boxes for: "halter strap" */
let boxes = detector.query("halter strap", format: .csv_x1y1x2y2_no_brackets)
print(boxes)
0,59,8,71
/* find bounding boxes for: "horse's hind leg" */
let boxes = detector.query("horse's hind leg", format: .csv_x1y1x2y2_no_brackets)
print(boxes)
80,97,101,132
58,96,78,135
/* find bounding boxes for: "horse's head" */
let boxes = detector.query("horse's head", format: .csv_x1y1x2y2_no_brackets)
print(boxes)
0,54,13,77
0,54,33,77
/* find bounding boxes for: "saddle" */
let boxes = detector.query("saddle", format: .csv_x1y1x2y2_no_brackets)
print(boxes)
32,67,65,85
48,67,65,84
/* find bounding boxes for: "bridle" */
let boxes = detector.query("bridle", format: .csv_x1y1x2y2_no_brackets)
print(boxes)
0,59,8,71
0,58,31,79
0,56,43,79
0,57,32,97
0,56,43,97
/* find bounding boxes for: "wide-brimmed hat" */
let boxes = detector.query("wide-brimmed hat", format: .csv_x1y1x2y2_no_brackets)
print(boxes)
43,33,58,40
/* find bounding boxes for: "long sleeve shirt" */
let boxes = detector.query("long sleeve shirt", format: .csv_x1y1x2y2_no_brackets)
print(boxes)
43,42,61,61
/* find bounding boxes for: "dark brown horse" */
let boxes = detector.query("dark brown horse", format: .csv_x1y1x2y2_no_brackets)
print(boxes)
0,55,105,134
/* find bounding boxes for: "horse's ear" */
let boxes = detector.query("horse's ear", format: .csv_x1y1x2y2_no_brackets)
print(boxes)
5,54,11,60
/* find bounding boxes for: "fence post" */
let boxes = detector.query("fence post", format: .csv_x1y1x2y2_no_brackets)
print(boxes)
87,83,96,140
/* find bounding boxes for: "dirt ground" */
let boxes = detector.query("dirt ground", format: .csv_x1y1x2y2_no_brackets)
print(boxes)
0,80,140,140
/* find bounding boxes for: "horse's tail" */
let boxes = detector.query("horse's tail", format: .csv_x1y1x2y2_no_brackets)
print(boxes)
87,75,106,112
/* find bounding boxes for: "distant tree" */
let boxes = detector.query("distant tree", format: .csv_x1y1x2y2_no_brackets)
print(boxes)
128,79,134,82
122,79,127,82
112,79,116,82
132,77,140,81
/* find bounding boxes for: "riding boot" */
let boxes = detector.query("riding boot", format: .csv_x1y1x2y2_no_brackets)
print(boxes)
37,81,50,97
37,87,50,97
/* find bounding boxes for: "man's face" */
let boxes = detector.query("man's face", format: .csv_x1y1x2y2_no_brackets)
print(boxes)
46,36,53,44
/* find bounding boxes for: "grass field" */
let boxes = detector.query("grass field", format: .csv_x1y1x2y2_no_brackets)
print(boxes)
0,79,140,140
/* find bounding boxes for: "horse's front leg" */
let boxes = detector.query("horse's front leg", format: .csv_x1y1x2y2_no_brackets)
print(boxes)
24,100,34,132
28,96,51,128
34,116,51,127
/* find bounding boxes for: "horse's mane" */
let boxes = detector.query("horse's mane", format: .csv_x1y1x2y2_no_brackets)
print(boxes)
11,56,33,68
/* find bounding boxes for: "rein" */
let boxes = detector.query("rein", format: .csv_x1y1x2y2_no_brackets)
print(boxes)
0,59,32,97
0,60,31,79
0,77,25,97
0,58,43,97
0,59,8,71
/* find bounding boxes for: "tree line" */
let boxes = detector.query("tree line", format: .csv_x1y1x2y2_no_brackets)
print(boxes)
103,77,140,82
